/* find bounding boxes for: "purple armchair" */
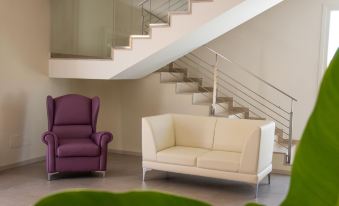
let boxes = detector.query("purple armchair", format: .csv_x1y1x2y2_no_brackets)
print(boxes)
41,94,113,180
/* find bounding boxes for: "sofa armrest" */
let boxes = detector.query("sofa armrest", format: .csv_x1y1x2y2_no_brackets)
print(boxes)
142,114,175,161
257,122,275,172
239,121,275,174
142,118,158,161
91,132,113,147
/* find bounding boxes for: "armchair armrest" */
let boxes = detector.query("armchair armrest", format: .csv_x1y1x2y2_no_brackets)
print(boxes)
41,131,58,149
41,131,59,173
91,132,113,147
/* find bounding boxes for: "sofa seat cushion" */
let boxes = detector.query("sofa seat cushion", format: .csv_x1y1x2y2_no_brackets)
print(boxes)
57,138,99,157
157,146,209,166
197,151,241,172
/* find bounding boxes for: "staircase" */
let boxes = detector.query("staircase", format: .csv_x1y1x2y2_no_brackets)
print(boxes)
49,0,284,79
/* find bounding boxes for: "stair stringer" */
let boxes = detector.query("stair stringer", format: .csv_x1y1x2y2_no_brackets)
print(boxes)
49,0,284,80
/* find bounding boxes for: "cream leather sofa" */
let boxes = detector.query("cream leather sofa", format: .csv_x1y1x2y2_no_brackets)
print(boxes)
142,114,275,197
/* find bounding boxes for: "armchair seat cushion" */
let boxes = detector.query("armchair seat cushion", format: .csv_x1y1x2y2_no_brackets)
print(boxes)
57,138,99,157
157,146,209,166
197,151,241,172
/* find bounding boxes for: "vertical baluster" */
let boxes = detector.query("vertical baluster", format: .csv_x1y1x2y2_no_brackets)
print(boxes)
141,4,145,35
149,0,152,25
211,54,219,116
287,99,294,164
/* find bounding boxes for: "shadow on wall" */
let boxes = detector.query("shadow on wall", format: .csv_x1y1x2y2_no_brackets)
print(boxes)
0,91,28,165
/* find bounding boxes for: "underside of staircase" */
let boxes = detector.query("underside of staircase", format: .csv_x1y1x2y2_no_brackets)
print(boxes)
49,0,284,80
158,64,298,172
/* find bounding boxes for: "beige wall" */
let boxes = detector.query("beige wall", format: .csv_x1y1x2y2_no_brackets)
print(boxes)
0,0,122,168
0,0,73,167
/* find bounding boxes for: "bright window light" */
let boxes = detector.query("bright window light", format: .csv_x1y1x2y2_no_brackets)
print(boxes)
327,10,339,66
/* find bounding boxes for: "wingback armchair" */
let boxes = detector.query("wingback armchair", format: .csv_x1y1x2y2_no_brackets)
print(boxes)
41,94,113,180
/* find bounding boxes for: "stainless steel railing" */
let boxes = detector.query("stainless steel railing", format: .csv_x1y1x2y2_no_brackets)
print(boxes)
175,48,297,164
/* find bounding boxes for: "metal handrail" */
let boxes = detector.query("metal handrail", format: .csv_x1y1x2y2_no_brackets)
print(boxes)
138,0,149,7
176,49,297,163
204,46,298,102
187,52,291,114
179,55,291,121
174,59,289,125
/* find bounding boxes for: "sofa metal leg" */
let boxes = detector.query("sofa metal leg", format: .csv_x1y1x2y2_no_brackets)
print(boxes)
268,173,271,185
47,172,59,181
254,183,259,198
143,168,152,181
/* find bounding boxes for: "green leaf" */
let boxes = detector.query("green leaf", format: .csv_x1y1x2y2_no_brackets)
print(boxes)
249,49,339,206
280,49,339,205
34,190,211,206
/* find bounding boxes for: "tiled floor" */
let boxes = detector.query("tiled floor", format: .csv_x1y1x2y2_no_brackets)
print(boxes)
0,154,290,206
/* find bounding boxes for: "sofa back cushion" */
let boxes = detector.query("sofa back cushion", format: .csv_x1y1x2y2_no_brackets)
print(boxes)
52,125,93,139
146,114,175,151
213,118,264,152
54,95,92,125
173,114,216,149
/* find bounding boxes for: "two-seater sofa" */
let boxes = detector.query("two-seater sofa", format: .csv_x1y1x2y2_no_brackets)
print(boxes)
142,114,275,197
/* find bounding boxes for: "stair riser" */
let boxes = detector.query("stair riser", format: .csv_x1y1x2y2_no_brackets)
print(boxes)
160,72,185,82
214,102,230,114
176,82,199,93
192,92,212,104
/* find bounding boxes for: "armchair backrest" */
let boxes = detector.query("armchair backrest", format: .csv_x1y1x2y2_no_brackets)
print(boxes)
46,94,100,139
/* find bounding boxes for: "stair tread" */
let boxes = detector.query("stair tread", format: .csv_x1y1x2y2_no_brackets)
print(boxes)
193,96,233,104
214,110,244,117
248,117,266,120
273,142,288,154
230,107,249,113
199,87,213,92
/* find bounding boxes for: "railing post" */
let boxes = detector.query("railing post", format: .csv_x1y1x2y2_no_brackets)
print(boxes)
287,100,294,164
141,4,145,35
211,54,218,116
149,0,152,25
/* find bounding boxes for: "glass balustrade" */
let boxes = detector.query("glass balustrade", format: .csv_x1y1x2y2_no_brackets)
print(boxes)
50,0,188,59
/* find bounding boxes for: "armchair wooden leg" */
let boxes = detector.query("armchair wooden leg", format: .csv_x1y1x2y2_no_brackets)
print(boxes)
47,172,59,181
96,171,106,177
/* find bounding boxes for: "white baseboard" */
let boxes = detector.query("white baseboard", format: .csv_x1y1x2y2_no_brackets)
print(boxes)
0,156,44,172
